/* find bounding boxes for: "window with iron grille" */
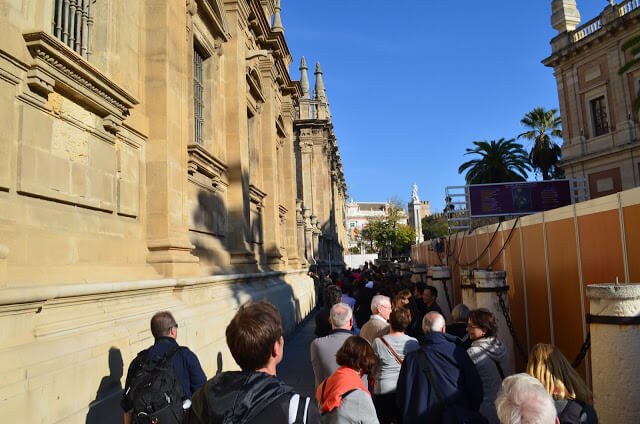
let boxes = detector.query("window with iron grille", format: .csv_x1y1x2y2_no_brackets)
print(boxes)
590,95,609,137
52,0,94,60
193,47,205,145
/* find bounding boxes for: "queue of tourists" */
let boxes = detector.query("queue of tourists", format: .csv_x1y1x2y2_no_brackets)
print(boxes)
119,264,598,424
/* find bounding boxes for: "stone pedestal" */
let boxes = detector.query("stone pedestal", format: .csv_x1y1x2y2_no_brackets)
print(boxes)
411,264,427,283
428,266,453,323
474,270,515,375
587,283,640,424
460,269,477,310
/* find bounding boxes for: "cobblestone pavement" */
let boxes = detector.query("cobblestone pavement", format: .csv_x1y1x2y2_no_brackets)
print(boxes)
278,310,317,398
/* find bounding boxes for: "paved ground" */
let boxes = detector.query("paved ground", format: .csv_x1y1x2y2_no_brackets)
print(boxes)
278,310,317,398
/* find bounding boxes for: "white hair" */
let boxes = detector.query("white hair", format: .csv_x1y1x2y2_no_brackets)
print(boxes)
370,295,390,314
422,312,445,333
330,303,353,328
495,373,557,424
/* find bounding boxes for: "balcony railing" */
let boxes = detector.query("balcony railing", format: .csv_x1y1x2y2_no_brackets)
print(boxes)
573,16,602,42
618,0,640,16
572,0,639,43
52,0,94,60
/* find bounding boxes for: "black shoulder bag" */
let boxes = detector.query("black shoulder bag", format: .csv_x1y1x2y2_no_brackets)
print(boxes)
417,350,488,424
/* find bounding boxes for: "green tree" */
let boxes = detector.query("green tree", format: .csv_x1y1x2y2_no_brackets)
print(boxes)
422,214,448,240
518,107,563,180
360,206,415,257
458,138,531,184
619,35,640,112
393,224,416,255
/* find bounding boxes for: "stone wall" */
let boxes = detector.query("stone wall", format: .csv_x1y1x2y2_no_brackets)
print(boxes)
543,1,640,198
0,0,346,421
0,270,314,423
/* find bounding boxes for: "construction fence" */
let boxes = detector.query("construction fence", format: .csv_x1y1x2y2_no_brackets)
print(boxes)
411,186,640,383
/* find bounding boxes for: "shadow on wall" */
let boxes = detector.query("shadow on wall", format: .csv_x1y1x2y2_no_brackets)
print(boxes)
85,347,124,424
191,189,232,274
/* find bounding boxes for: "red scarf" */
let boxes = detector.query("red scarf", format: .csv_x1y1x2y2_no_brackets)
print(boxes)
316,366,370,412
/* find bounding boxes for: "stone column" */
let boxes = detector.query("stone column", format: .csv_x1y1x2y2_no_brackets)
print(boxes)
295,200,307,267
303,208,315,265
281,100,300,268
587,283,640,424
312,217,320,263
0,244,8,288
473,270,515,375
143,0,199,276
460,269,477,310
220,2,255,268
428,266,453,323
257,59,285,269
299,139,314,215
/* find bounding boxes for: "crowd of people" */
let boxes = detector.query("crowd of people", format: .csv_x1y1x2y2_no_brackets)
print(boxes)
119,263,598,424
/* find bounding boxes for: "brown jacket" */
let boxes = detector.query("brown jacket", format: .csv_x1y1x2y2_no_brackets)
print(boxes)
359,316,389,344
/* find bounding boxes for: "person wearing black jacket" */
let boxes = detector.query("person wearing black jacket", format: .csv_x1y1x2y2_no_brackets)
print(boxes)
396,312,483,423
315,285,343,338
121,311,206,424
187,301,321,424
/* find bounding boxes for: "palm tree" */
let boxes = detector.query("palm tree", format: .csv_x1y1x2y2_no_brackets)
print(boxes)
518,107,563,180
458,138,531,184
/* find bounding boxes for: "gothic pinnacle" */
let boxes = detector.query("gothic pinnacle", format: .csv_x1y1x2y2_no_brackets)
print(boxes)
299,56,310,98
272,0,284,33
314,62,327,102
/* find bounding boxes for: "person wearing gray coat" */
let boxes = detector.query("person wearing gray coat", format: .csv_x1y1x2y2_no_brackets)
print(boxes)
311,303,355,388
466,308,509,424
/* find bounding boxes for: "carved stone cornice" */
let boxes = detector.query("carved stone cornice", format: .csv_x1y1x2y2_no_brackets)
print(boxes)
187,143,228,192
249,184,267,211
22,32,139,132
246,66,265,103
278,204,288,222
194,0,231,41
299,140,313,154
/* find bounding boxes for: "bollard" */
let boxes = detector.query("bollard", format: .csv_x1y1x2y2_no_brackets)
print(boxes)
473,269,515,375
586,283,640,424
428,266,453,323
460,269,477,310
411,264,427,284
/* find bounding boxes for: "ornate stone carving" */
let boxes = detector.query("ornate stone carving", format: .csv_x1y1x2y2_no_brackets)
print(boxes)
249,184,266,212
187,143,228,192
23,32,138,120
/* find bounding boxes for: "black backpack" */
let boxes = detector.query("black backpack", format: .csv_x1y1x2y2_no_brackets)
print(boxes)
125,345,187,424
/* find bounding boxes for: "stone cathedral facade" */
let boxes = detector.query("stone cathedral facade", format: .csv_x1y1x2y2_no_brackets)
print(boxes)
0,1,347,421
543,0,640,199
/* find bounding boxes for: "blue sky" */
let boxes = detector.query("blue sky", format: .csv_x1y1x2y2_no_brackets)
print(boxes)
281,1,607,212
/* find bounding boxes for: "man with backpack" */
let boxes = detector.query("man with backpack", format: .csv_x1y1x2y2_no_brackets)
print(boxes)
121,311,207,424
187,301,322,424
396,312,484,423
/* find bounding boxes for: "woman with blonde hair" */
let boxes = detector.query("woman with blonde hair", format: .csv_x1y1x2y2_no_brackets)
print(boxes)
526,343,598,424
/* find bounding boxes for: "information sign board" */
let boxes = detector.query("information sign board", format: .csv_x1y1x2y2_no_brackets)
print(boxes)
468,180,572,217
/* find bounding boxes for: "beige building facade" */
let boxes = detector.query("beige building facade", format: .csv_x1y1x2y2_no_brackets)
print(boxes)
0,0,346,422
543,0,640,199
